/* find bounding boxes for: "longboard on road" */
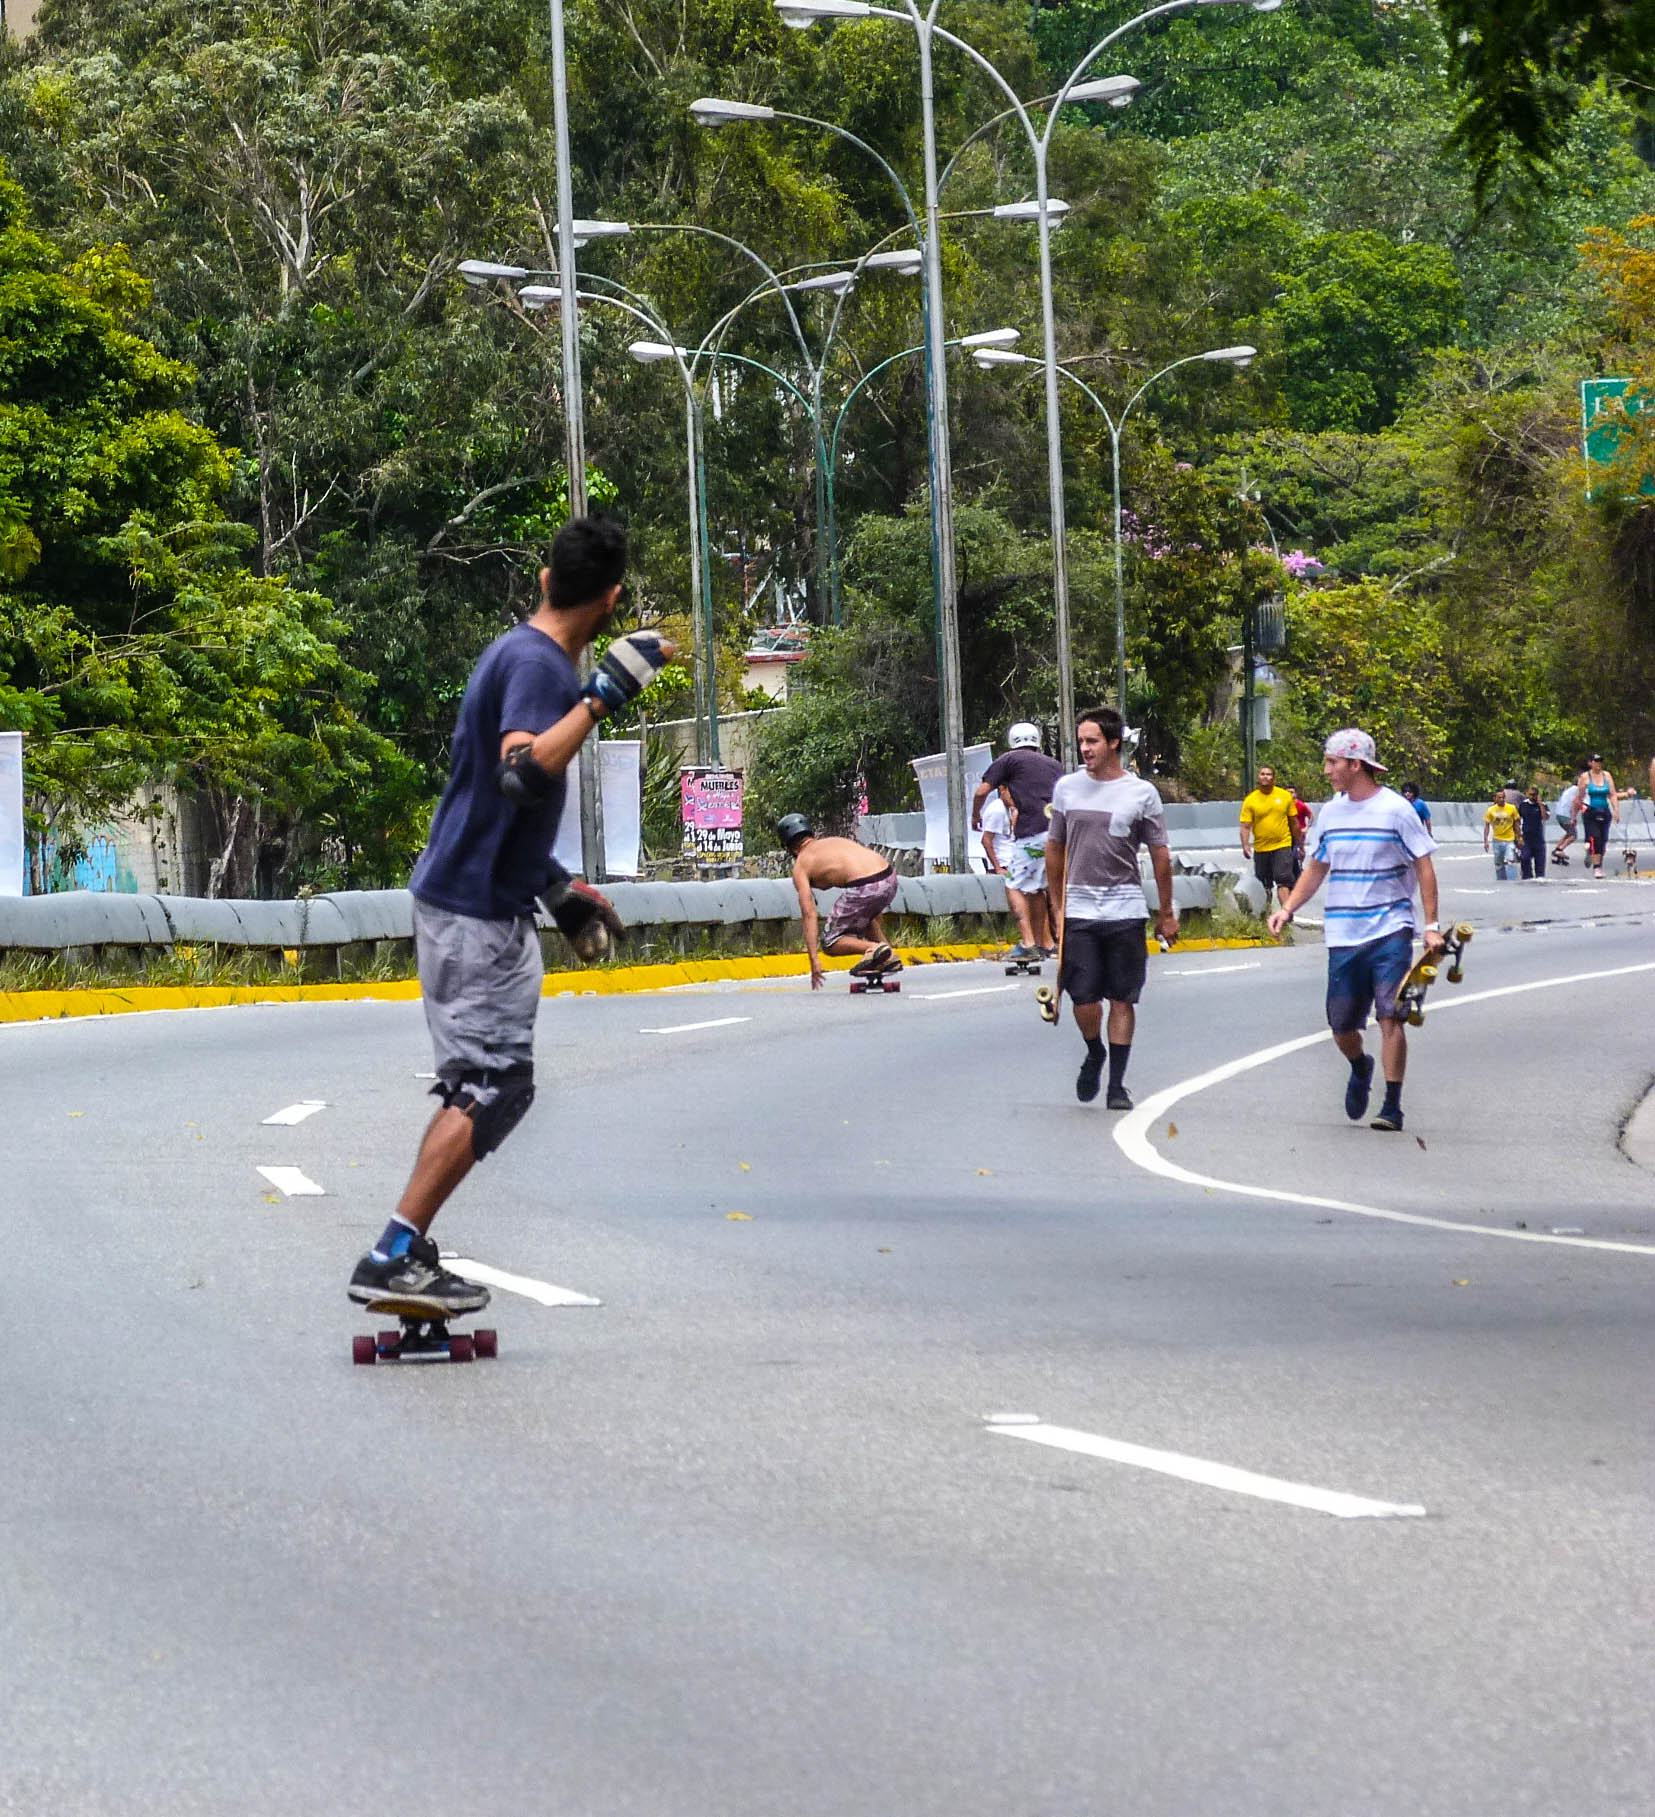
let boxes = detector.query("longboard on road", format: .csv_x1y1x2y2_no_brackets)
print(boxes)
352,1298,499,1366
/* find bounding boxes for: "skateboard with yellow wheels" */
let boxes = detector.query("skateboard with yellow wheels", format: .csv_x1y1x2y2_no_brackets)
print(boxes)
1394,923,1472,1028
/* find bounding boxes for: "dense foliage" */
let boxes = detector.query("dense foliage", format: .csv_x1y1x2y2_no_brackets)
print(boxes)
3,0,1655,878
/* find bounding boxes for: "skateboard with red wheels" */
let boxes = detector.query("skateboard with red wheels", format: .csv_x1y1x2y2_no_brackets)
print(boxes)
849,971,901,995
351,1298,499,1366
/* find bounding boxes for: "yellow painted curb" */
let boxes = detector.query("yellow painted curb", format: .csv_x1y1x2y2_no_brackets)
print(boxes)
0,933,1278,1025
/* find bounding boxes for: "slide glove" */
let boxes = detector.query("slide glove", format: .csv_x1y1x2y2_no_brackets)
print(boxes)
543,878,625,964
497,742,553,807
581,632,675,715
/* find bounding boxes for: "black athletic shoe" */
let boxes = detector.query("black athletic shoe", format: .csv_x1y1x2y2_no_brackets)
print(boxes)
1106,1085,1133,1112
1077,1048,1105,1103
1370,1105,1404,1132
348,1234,490,1314
1344,1054,1375,1122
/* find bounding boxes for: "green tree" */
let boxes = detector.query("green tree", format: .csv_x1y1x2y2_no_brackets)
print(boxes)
0,163,414,890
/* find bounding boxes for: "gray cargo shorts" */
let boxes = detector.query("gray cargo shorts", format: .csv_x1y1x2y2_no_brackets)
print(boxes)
412,896,544,1082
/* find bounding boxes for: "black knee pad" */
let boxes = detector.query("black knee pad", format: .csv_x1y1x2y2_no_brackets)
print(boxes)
435,1065,535,1160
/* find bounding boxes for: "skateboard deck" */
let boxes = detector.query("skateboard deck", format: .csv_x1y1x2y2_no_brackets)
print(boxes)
1394,922,1472,1028
352,1300,498,1366
1004,954,1042,976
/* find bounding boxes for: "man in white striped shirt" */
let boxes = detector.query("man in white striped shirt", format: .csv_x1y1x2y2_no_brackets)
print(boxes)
1268,729,1445,1133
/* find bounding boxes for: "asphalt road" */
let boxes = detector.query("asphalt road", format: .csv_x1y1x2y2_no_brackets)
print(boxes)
5,868,1654,1815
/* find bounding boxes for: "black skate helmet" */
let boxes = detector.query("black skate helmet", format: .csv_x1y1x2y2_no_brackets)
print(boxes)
776,813,814,851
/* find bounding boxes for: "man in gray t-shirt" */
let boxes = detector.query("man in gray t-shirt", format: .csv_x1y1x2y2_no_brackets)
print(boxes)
1045,706,1177,1110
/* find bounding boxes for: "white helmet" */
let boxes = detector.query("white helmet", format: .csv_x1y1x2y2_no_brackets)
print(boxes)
1007,722,1041,750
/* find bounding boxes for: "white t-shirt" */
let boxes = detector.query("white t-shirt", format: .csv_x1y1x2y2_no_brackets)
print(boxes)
979,794,1014,868
1047,770,1168,923
1311,785,1437,948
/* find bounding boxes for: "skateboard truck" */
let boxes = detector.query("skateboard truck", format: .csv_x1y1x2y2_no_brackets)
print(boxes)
352,1306,498,1365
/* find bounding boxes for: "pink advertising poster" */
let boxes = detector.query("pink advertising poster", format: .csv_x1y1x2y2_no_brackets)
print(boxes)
680,766,744,859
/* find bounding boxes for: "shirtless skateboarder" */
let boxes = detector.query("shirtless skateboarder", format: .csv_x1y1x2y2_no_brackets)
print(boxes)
779,814,901,990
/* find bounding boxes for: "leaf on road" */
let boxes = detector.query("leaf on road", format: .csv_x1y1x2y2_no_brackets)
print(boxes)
1416,1136,1427,1150
67,1111,83,1118
1166,1122,1178,1138
975,1167,994,1175
739,1162,751,1172
726,1211,753,1221
1452,1278,1469,1286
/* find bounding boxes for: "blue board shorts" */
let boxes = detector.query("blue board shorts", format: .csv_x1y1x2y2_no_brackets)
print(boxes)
1325,928,1414,1033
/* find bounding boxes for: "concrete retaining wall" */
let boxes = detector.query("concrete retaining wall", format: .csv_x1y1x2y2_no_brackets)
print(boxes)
0,868,1223,954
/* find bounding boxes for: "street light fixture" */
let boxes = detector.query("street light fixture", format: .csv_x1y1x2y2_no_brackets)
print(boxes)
459,260,530,284
990,198,1071,222
689,97,777,125
959,328,1022,348
863,249,924,273
791,270,858,293
1066,74,1142,105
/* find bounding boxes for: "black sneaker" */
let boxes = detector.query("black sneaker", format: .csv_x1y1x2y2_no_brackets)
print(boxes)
849,942,894,978
1344,1054,1374,1122
1370,1105,1404,1133
1106,1085,1133,1112
1077,1048,1105,1103
348,1233,490,1314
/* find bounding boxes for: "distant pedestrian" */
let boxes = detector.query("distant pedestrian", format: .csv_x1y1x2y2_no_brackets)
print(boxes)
1045,706,1177,1111
1580,755,1621,877
1483,788,1520,880
1516,786,1548,879
1268,729,1445,1134
1238,763,1302,915
1401,782,1432,829
974,721,1062,960
1552,777,1580,865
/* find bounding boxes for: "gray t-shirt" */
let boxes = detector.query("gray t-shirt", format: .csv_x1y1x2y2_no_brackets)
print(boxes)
1047,770,1168,922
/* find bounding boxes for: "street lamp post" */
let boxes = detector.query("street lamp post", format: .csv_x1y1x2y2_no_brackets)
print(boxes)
977,344,1255,729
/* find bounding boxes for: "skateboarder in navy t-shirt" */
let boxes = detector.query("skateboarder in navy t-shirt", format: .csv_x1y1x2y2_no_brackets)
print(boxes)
347,518,674,1315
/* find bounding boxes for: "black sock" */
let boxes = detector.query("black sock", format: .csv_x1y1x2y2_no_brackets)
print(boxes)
1084,1036,1104,1059
1381,1079,1402,1113
1108,1043,1131,1092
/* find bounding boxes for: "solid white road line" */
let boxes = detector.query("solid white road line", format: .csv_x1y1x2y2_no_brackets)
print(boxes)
988,1421,1425,1519
913,982,1022,1000
639,1016,752,1035
440,1255,602,1307
261,1100,328,1126
1114,959,1655,1257
256,1165,325,1197
1161,961,1262,977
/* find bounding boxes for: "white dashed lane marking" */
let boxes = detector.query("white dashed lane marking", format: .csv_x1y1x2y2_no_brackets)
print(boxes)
440,1255,602,1307
639,1016,752,1035
256,1165,326,1197
986,1418,1426,1520
261,1100,328,1126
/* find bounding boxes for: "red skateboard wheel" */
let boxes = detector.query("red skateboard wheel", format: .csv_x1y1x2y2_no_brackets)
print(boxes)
474,1329,499,1359
352,1335,377,1366
449,1334,475,1363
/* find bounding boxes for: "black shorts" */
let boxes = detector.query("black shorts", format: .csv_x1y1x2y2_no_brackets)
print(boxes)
1253,847,1296,890
1583,808,1611,854
1060,917,1148,1006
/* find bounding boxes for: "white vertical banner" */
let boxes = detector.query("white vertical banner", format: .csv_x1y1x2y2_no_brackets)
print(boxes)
552,750,583,877
598,741,641,877
910,743,992,872
0,730,22,896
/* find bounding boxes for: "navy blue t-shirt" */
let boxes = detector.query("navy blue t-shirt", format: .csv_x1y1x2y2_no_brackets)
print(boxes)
982,748,1064,838
410,622,582,920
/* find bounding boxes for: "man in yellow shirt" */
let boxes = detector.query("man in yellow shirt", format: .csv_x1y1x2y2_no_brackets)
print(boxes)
1484,788,1520,880
1239,764,1303,913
